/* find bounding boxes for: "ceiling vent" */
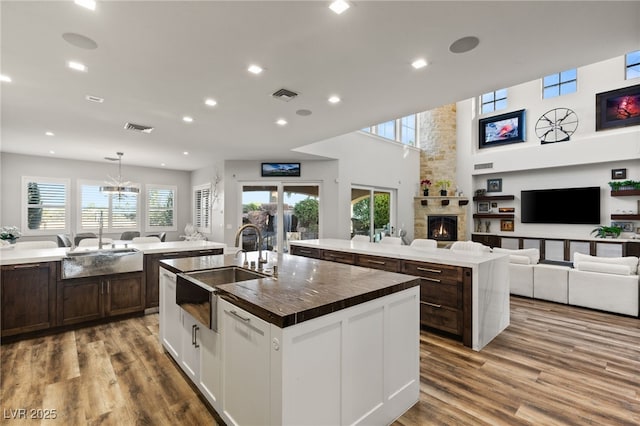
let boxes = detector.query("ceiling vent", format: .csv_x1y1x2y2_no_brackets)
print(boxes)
272,88,299,102
124,122,154,134
474,162,494,170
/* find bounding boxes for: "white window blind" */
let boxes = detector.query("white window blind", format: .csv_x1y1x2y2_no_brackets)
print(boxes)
146,185,177,231
23,177,69,233
79,181,139,232
194,184,211,233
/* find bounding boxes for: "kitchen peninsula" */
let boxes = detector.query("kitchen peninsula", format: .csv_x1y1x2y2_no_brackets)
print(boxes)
289,238,510,351
160,252,421,426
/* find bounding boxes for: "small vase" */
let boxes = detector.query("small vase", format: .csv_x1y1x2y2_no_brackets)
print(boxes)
440,190,447,196
423,189,429,196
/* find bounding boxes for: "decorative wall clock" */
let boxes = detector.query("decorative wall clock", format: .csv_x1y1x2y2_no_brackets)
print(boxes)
535,108,578,143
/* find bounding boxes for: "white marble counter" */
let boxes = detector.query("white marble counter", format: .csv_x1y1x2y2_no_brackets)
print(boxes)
290,239,510,351
0,240,226,265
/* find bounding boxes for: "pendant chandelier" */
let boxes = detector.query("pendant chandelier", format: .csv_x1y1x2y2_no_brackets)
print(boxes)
100,152,140,195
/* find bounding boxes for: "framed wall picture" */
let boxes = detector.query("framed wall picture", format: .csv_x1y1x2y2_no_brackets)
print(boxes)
479,109,526,148
611,168,627,179
500,219,514,232
487,178,502,192
595,83,640,131
477,202,490,213
261,162,301,177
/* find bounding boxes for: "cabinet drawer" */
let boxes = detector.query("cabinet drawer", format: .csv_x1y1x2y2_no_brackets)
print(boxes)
290,246,322,259
356,255,401,272
420,280,461,308
403,260,461,284
420,302,461,335
322,250,356,265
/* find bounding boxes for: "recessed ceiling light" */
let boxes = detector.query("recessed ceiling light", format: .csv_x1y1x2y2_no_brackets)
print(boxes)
86,95,104,103
329,0,350,14
74,0,96,11
449,36,480,54
411,58,428,69
161,163,166,167
67,61,87,72
276,119,288,126
204,98,217,107
0,75,12,83
328,95,341,104
183,151,189,156
45,131,55,136
49,150,56,155
248,64,263,74
182,116,194,123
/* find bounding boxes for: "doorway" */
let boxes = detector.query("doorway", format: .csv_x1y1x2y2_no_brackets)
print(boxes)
350,186,394,242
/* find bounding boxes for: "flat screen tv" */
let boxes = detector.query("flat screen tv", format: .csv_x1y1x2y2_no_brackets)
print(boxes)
521,187,601,224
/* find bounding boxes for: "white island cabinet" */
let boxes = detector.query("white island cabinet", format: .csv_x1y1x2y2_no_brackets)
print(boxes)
219,285,419,426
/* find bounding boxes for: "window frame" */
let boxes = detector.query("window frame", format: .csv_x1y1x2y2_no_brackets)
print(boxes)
145,184,177,232
365,114,418,146
21,176,70,236
626,50,640,80
193,183,212,233
77,179,141,233
480,89,508,115
542,68,577,99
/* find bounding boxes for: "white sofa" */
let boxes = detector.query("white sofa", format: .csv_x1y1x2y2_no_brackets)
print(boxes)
493,247,540,297
568,253,640,316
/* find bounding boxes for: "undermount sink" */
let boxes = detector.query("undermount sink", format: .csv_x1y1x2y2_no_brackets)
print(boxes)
185,267,267,289
62,248,143,279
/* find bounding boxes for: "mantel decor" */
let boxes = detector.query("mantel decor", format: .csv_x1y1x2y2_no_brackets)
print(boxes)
595,83,640,131
479,109,526,149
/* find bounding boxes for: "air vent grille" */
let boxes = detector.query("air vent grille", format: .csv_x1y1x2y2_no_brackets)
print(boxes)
272,88,299,102
124,122,154,134
474,162,493,170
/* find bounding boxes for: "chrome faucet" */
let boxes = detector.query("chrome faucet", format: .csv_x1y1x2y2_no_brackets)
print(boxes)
234,224,266,269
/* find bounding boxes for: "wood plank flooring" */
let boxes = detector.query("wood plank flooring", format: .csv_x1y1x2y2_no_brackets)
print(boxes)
1,297,639,425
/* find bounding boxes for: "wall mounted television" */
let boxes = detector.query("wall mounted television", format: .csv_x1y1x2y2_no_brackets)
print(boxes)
521,187,601,224
261,162,301,177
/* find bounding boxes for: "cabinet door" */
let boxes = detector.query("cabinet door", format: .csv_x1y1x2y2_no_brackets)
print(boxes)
221,299,271,426
198,324,222,410
159,268,181,361
356,254,401,272
180,310,201,382
105,272,145,317
59,277,103,326
1,262,56,336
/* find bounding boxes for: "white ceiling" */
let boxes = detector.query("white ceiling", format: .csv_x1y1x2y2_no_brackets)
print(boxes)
2,1,639,171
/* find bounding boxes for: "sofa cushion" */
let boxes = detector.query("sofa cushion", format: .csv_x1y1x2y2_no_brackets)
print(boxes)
575,261,632,276
573,252,639,274
509,254,531,265
493,247,540,264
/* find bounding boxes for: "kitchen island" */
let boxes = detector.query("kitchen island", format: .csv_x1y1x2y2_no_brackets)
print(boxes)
289,238,510,351
160,252,421,426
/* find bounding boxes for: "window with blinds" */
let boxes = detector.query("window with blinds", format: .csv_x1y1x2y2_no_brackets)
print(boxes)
146,185,177,231
22,177,70,233
79,181,139,232
194,184,211,233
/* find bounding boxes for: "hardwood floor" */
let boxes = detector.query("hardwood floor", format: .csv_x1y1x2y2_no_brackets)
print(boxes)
2,297,639,425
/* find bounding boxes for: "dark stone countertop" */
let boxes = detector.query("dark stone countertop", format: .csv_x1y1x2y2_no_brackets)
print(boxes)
161,252,420,328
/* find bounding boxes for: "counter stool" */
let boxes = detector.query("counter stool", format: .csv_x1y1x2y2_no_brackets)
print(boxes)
533,264,570,304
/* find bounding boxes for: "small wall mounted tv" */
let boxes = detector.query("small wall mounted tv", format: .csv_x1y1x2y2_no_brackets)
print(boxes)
521,187,600,224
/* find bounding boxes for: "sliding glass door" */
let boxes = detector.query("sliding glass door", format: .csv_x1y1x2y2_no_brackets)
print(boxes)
350,186,394,242
241,183,320,253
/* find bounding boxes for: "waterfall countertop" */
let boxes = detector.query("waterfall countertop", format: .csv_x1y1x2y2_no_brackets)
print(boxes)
160,252,420,328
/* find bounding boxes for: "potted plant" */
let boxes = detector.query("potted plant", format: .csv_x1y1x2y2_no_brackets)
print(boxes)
590,225,622,238
0,226,22,244
436,179,451,196
420,179,432,196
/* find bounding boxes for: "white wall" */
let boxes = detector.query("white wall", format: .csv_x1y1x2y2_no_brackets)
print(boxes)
296,131,421,241
0,153,191,242
458,54,640,239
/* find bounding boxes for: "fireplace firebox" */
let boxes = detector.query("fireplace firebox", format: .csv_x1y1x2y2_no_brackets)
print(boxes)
427,216,458,241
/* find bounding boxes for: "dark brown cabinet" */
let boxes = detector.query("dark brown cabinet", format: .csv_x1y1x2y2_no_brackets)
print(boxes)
289,245,322,259
322,249,356,265
1,262,57,337
58,272,144,326
356,254,401,272
144,248,223,309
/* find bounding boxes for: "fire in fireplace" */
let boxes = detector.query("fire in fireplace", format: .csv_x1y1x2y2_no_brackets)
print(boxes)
427,215,458,241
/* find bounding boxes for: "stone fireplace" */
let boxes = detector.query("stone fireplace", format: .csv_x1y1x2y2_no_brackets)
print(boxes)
414,196,469,245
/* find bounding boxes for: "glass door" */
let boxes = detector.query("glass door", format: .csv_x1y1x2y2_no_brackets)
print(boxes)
350,187,393,242
241,185,278,251
283,185,319,253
